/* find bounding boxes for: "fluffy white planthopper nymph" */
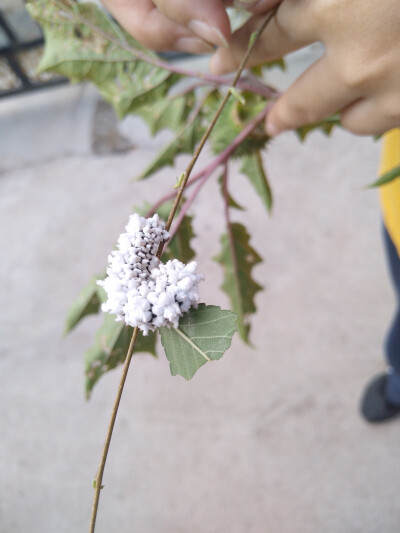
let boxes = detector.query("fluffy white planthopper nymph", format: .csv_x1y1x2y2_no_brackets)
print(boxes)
98,213,204,334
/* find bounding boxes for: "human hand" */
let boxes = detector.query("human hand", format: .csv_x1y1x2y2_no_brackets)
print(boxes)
100,0,280,54
101,0,400,137
211,0,400,136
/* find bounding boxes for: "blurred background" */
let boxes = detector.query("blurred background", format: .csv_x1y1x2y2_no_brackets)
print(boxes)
1,2,399,532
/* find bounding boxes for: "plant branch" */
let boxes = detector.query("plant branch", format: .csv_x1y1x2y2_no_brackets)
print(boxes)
56,0,280,99
89,326,139,533
88,6,279,532
159,6,279,250
146,168,207,217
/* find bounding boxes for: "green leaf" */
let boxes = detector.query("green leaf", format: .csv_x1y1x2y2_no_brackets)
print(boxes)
208,97,268,158
136,92,195,135
240,151,273,213
27,1,180,118
214,223,263,343
296,114,340,141
366,165,400,188
85,314,157,398
65,275,106,334
155,202,196,263
159,304,237,379
166,214,196,263
218,176,245,210
226,193,245,211
138,114,205,179
261,57,286,71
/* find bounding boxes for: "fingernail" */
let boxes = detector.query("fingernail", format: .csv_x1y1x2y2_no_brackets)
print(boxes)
188,20,229,48
175,37,214,54
266,120,283,137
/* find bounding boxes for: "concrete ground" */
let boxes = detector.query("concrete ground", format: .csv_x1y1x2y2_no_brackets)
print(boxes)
1,50,400,533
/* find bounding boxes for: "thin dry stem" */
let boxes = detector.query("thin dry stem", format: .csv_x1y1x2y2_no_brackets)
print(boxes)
89,327,139,533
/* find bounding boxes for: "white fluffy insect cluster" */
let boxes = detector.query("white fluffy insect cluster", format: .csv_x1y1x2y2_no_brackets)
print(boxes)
98,213,204,335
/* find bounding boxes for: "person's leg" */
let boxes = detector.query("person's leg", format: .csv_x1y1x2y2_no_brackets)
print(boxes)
361,129,400,422
382,226,400,406
360,227,400,422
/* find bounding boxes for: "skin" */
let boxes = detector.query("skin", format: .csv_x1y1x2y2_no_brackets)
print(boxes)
101,0,400,136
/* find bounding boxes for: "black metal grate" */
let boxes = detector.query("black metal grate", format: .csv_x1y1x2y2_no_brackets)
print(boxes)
0,7,67,99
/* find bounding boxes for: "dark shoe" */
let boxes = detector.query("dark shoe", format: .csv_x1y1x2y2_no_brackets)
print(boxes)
360,373,400,423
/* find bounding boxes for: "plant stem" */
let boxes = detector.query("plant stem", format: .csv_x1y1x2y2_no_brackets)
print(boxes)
88,6,279,532
57,0,280,99
159,6,279,251
146,168,206,217
89,102,271,533
89,327,139,533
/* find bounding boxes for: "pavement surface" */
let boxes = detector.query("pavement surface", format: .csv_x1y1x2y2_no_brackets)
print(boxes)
1,49,400,533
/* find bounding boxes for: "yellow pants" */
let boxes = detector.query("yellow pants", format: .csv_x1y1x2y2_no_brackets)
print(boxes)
380,129,400,254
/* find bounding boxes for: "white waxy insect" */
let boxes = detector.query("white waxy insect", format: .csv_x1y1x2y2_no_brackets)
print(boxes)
98,213,204,334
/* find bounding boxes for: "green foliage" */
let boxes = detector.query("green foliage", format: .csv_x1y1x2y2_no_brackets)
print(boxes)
208,97,269,158
218,175,245,210
65,275,106,333
226,192,245,211
136,92,195,136
138,114,206,179
214,223,263,343
367,165,400,188
29,0,342,395
296,114,341,141
137,90,219,180
27,0,180,118
164,216,196,263
240,151,273,213
85,315,157,397
159,304,237,379
156,203,196,263
262,58,286,71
